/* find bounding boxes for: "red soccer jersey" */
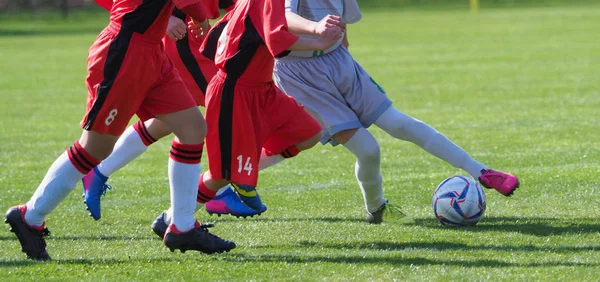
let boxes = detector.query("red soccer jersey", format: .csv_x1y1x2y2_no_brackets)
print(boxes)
202,0,299,84
109,0,201,41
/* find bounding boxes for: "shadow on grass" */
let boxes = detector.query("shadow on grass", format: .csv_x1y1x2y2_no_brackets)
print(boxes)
0,257,176,267
0,234,156,241
284,240,600,253
420,216,600,236
0,28,102,37
209,216,364,224
222,253,598,268
211,215,600,237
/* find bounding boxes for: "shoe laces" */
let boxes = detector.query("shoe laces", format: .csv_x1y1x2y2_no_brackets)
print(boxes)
33,228,50,249
99,184,113,196
480,169,505,184
194,223,228,242
384,203,407,216
199,223,215,230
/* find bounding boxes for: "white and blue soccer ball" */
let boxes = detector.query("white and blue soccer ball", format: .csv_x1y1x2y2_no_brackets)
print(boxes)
432,176,486,226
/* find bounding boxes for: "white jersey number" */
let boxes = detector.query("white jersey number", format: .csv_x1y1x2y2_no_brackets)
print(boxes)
236,155,253,176
105,109,118,126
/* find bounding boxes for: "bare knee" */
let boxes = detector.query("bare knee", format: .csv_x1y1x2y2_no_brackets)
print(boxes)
331,128,359,145
143,118,173,140
78,130,119,160
156,107,206,144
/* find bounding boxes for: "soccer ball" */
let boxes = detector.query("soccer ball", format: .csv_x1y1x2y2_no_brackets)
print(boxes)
432,176,486,226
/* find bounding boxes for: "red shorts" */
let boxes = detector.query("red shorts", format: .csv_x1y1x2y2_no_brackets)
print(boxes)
163,33,217,107
205,72,322,186
82,24,197,136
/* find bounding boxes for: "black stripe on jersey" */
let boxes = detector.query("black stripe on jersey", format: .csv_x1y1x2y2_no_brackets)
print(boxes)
218,77,236,180
176,35,209,94
121,0,169,34
202,20,229,62
219,0,234,9
83,0,168,130
223,16,263,78
217,17,263,180
83,31,133,130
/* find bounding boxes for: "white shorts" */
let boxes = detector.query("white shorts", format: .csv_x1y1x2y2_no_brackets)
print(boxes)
274,46,392,146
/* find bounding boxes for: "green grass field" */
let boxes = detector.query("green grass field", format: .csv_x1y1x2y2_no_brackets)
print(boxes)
1,3,599,281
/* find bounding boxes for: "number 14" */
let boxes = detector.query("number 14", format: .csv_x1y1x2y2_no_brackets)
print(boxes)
237,155,253,176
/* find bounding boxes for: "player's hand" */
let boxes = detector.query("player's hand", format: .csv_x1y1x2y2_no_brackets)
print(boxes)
313,15,346,35
167,16,187,41
188,19,210,39
317,25,344,49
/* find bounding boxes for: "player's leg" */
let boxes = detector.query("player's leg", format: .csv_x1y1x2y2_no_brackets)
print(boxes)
82,118,172,220
273,51,406,223
6,131,119,261
86,32,216,220
330,127,415,224
151,146,283,233
373,106,519,196
148,66,234,254
6,28,153,260
331,128,382,218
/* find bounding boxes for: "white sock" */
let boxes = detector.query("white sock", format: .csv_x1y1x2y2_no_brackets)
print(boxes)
343,128,387,213
164,202,204,226
97,125,149,177
375,107,486,179
168,141,202,232
25,152,85,226
258,148,284,170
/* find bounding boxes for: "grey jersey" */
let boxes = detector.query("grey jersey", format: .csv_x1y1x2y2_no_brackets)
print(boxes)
284,0,362,58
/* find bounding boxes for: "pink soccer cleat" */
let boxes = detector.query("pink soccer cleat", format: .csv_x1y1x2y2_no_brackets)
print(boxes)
478,169,520,196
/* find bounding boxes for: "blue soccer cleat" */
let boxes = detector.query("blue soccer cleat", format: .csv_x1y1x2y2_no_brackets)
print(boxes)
230,183,264,211
205,187,267,218
81,167,111,220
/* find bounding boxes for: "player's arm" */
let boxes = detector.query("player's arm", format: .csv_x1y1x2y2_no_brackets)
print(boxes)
172,0,209,38
257,0,342,56
285,12,346,36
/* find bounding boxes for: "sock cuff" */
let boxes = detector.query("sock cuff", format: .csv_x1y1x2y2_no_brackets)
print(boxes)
170,140,204,164
280,145,300,158
133,121,157,146
196,173,216,203
68,141,100,174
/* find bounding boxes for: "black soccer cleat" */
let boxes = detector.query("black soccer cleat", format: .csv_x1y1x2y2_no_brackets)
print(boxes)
163,222,236,254
5,205,52,261
151,211,169,240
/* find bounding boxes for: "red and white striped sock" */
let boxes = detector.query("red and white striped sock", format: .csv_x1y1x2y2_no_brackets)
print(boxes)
25,141,99,226
97,121,156,176
168,140,203,233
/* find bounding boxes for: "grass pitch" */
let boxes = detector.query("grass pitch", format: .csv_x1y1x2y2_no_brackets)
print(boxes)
1,3,599,281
